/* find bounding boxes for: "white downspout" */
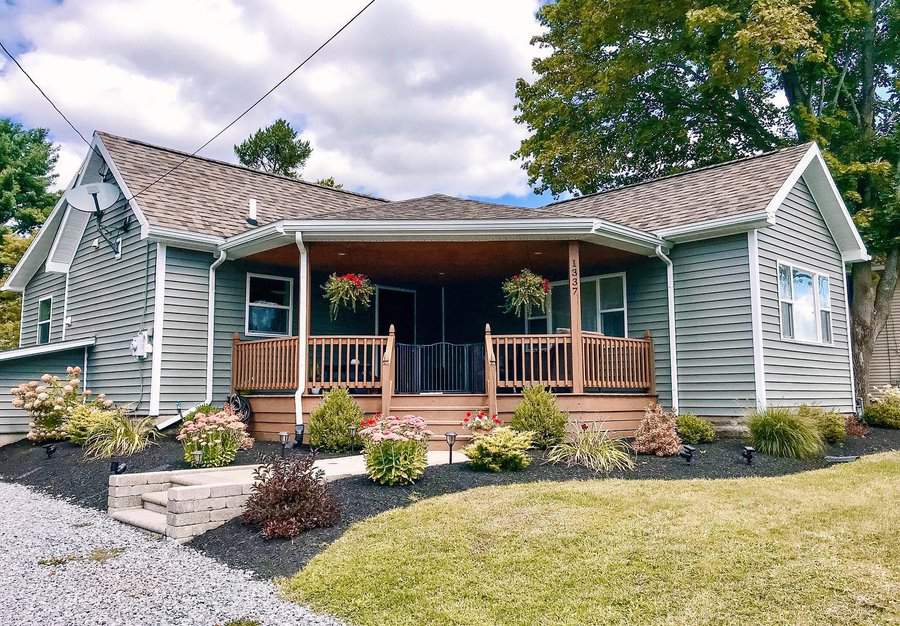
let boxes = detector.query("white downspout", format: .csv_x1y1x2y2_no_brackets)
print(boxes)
205,250,228,403
294,232,310,433
655,246,679,414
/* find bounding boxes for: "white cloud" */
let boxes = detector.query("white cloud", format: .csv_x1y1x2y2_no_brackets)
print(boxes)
0,0,544,200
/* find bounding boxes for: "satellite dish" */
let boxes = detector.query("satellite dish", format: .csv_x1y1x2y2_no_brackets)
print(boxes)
64,182,120,213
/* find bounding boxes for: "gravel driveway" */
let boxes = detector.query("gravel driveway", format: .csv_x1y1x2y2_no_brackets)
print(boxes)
0,481,341,626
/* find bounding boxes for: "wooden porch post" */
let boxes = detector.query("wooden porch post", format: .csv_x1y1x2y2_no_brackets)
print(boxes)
231,332,241,393
484,324,498,417
644,330,656,396
568,241,584,393
381,324,396,416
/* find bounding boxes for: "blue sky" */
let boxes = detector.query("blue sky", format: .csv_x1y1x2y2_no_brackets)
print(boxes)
0,0,554,207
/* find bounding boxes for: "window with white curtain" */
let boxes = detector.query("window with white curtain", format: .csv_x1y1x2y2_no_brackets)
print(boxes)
778,262,832,344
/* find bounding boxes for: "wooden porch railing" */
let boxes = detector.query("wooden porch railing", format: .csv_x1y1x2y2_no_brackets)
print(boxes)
232,335,298,392
582,331,655,391
490,332,574,389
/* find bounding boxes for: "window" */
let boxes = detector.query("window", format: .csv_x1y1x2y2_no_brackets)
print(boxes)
245,273,293,336
549,273,627,337
37,297,52,345
778,262,832,344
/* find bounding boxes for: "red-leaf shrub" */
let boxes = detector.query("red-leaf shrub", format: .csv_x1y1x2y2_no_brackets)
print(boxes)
632,404,682,456
845,414,870,438
242,455,340,539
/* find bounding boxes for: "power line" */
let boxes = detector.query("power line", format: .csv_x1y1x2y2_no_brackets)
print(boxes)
0,0,376,200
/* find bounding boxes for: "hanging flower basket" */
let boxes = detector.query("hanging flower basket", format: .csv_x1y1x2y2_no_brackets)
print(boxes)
322,273,374,320
502,269,550,318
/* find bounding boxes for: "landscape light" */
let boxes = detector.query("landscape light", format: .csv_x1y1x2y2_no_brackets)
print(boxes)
678,444,696,464
293,423,305,449
43,444,56,459
279,431,289,458
742,446,755,465
110,460,127,474
349,424,358,452
445,431,458,464
191,449,203,467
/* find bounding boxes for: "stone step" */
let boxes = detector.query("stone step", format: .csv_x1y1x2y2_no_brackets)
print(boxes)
141,491,168,515
111,508,167,536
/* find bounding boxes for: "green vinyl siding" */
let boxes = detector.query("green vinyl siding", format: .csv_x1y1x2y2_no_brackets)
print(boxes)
671,234,756,419
757,178,854,411
626,258,671,408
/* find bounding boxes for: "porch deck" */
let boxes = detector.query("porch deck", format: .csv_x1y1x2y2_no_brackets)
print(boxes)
232,327,657,444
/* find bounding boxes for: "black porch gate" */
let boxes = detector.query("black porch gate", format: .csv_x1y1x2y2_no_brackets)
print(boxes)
395,342,485,394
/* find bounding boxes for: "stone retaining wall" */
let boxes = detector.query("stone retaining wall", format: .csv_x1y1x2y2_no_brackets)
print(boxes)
164,483,253,540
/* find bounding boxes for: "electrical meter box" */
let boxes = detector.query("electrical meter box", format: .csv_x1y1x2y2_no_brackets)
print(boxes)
130,331,152,359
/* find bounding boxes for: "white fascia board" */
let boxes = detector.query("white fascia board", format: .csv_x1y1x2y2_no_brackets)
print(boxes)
0,337,95,362
220,218,665,258
655,212,774,243
93,134,151,239
145,226,224,252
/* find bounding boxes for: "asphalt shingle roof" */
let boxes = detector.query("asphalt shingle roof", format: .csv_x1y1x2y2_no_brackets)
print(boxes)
98,131,812,239
539,143,812,233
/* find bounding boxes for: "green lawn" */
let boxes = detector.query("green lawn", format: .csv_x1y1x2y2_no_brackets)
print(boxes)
282,453,900,626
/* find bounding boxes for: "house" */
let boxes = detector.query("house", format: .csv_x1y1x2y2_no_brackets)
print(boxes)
870,286,900,393
0,132,868,446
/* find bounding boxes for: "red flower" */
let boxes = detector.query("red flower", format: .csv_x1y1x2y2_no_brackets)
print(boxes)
542,278,551,293
463,417,470,423
465,412,472,417
580,423,589,431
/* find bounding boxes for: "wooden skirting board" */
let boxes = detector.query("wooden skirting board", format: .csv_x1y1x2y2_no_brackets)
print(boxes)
247,392,656,442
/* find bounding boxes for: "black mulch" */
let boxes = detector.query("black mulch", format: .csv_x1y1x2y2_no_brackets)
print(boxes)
190,427,900,580
0,434,341,511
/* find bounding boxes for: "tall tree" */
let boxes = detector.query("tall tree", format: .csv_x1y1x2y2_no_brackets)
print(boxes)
514,0,899,401
234,119,313,177
0,231,33,350
315,176,344,189
0,118,58,233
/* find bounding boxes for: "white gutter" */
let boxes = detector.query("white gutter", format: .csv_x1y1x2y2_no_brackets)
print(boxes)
656,212,775,243
655,246,679,413
294,232,310,433
747,231,767,410
146,225,224,252
0,336,95,361
149,243,166,415
205,250,228,403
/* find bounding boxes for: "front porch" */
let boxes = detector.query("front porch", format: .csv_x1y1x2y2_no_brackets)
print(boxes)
224,238,662,443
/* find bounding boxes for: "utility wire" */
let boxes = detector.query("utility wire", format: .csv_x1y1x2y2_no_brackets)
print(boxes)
0,0,376,200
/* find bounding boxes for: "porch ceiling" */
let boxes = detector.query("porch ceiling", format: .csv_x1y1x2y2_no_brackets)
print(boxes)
249,241,643,282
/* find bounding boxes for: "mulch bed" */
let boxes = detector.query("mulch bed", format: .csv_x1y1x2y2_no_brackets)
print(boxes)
0,435,337,511
190,427,900,580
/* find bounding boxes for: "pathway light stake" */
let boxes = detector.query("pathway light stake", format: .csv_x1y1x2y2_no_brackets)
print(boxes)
742,446,755,465
191,449,203,467
445,431,458,464
43,444,56,459
293,423,305,449
279,431,290,458
349,424,358,453
678,444,696,465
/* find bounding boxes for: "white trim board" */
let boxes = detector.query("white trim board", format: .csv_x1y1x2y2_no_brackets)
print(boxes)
149,243,166,415
36,295,53,345
747,231,767,410
0,336,95,362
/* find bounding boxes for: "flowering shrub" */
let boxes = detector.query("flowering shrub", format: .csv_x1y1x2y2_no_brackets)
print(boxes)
501,268,550,318
462,409,501,435
243,454,341,539
177,407,254,468
463,427,532,472
359,415,430,485
11,366,90,442
864,385,900,429
632,404,682,456
322,272,374,320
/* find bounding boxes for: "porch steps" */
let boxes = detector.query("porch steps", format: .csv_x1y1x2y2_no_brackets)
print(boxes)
388,394,490,450
140,491,168,515
110,508,167,536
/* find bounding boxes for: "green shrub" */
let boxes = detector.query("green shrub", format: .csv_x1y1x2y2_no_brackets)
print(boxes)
510,386,567,448
864,385,900,429
545,424,634,473
64,403,121,445
632,404,681,456
83,414,160,459
797,405,846,444
464,427,533,472
676,413,717,444
242,454,340,539
361,415,430,485
177,408,253,467
747,407,824,459
309,388,364,451
185,403,220,421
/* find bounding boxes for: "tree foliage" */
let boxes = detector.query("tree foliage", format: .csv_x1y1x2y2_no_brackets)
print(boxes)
234,118,313,177
315,176,344,189
514,0,899,398
0,118,59,233
0,230,32,350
